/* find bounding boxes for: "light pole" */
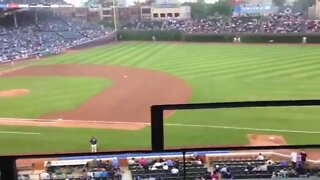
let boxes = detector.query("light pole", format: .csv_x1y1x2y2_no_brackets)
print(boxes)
113,0,118,31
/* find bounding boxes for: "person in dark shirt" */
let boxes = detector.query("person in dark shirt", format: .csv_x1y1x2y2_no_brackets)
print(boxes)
105,161,112,171
10,56,15,65
300,151,307,165
246,163,254,172
98,160,106,168
174,158,180,168
90,137,97,153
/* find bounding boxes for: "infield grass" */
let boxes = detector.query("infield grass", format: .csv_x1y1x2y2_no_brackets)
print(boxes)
1,42,320,154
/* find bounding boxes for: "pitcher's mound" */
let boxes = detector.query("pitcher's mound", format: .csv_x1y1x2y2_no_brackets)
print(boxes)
248,134,287,146
0,89,30,97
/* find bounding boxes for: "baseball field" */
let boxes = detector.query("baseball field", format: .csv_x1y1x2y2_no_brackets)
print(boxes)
0,42,320,155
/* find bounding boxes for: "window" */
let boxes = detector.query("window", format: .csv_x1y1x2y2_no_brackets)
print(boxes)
102,10,111,15
167,13,173,17
174,13,180,17
142,8,151,14
153,13,159,18
160,13,165,18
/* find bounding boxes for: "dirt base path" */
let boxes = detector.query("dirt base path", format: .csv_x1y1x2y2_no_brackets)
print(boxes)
248,134,320,161
0,89,30,97
1,64,191,130
248,134,287,146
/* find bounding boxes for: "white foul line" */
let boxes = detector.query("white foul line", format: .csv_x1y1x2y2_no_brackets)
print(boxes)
0,117,319,134
164,123,320,134
0,117,149,125
0,131,40,135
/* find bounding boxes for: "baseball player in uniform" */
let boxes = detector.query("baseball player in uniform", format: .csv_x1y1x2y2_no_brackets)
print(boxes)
90,137,98,153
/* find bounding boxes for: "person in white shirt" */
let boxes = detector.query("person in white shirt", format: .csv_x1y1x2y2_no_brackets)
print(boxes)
171,167,179,174
279,168,288,177
163,163,169,170
86,171,94,178
266,158,275,165
150,165,157,170
128,158,136,165
154,160,162,168
196,158,202,165
220,165,228,173
39,171,51,180
257,153,265,160
290,152,297,166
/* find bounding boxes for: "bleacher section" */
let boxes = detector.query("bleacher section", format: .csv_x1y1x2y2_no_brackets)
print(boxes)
122,14,319,33
16,151,320,179
211,159,273,179
130,161,208,180
59,31,82,39
0,12,111,63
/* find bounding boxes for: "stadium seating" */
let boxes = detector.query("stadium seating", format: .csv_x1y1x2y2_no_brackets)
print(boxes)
129,160,209,180
38,159,123,179
122,14,320,34
209,159,308,179
0,12,110,63
15,151,320,180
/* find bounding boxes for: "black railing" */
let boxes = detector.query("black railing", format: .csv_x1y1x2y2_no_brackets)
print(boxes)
151,99,320,151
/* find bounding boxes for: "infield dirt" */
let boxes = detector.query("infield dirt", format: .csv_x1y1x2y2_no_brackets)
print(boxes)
1,64,191,130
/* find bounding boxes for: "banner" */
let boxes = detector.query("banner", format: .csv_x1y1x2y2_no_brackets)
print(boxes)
18,4,29,8
233,4,274,15
7,3,18,9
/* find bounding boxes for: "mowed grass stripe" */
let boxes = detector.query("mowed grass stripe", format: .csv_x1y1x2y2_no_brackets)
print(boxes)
200,54,320,78
125,44,172,67
150,55,255,74
236,57,320,79
141,44,307,68
290,67,320,80
254,61,320,80
103,43,153,62
147,49,309,75
166,56,284,77
52,43,137,65
73,46,126,64
74,44,137,64
91,43,149,64
147,53,238,68
103,43,163,65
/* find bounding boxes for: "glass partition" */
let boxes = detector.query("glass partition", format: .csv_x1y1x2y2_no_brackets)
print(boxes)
164,106,320,149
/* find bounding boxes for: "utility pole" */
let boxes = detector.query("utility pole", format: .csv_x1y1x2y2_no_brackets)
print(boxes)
113,0,118,31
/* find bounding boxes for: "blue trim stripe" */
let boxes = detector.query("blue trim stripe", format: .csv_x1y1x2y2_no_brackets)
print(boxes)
59,151,229,161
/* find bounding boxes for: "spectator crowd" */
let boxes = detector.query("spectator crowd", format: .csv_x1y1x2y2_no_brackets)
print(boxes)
36,157,122,179
0,14,109,63
122,13,320,34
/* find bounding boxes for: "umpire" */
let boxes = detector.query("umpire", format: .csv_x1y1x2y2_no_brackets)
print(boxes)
90,137,97,153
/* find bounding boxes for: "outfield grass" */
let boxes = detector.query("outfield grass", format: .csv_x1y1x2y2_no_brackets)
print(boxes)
1,42,320,154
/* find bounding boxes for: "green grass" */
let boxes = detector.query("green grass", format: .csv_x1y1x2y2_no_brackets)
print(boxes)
0,126,150,155
1,42,320,154
0,77,111,118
